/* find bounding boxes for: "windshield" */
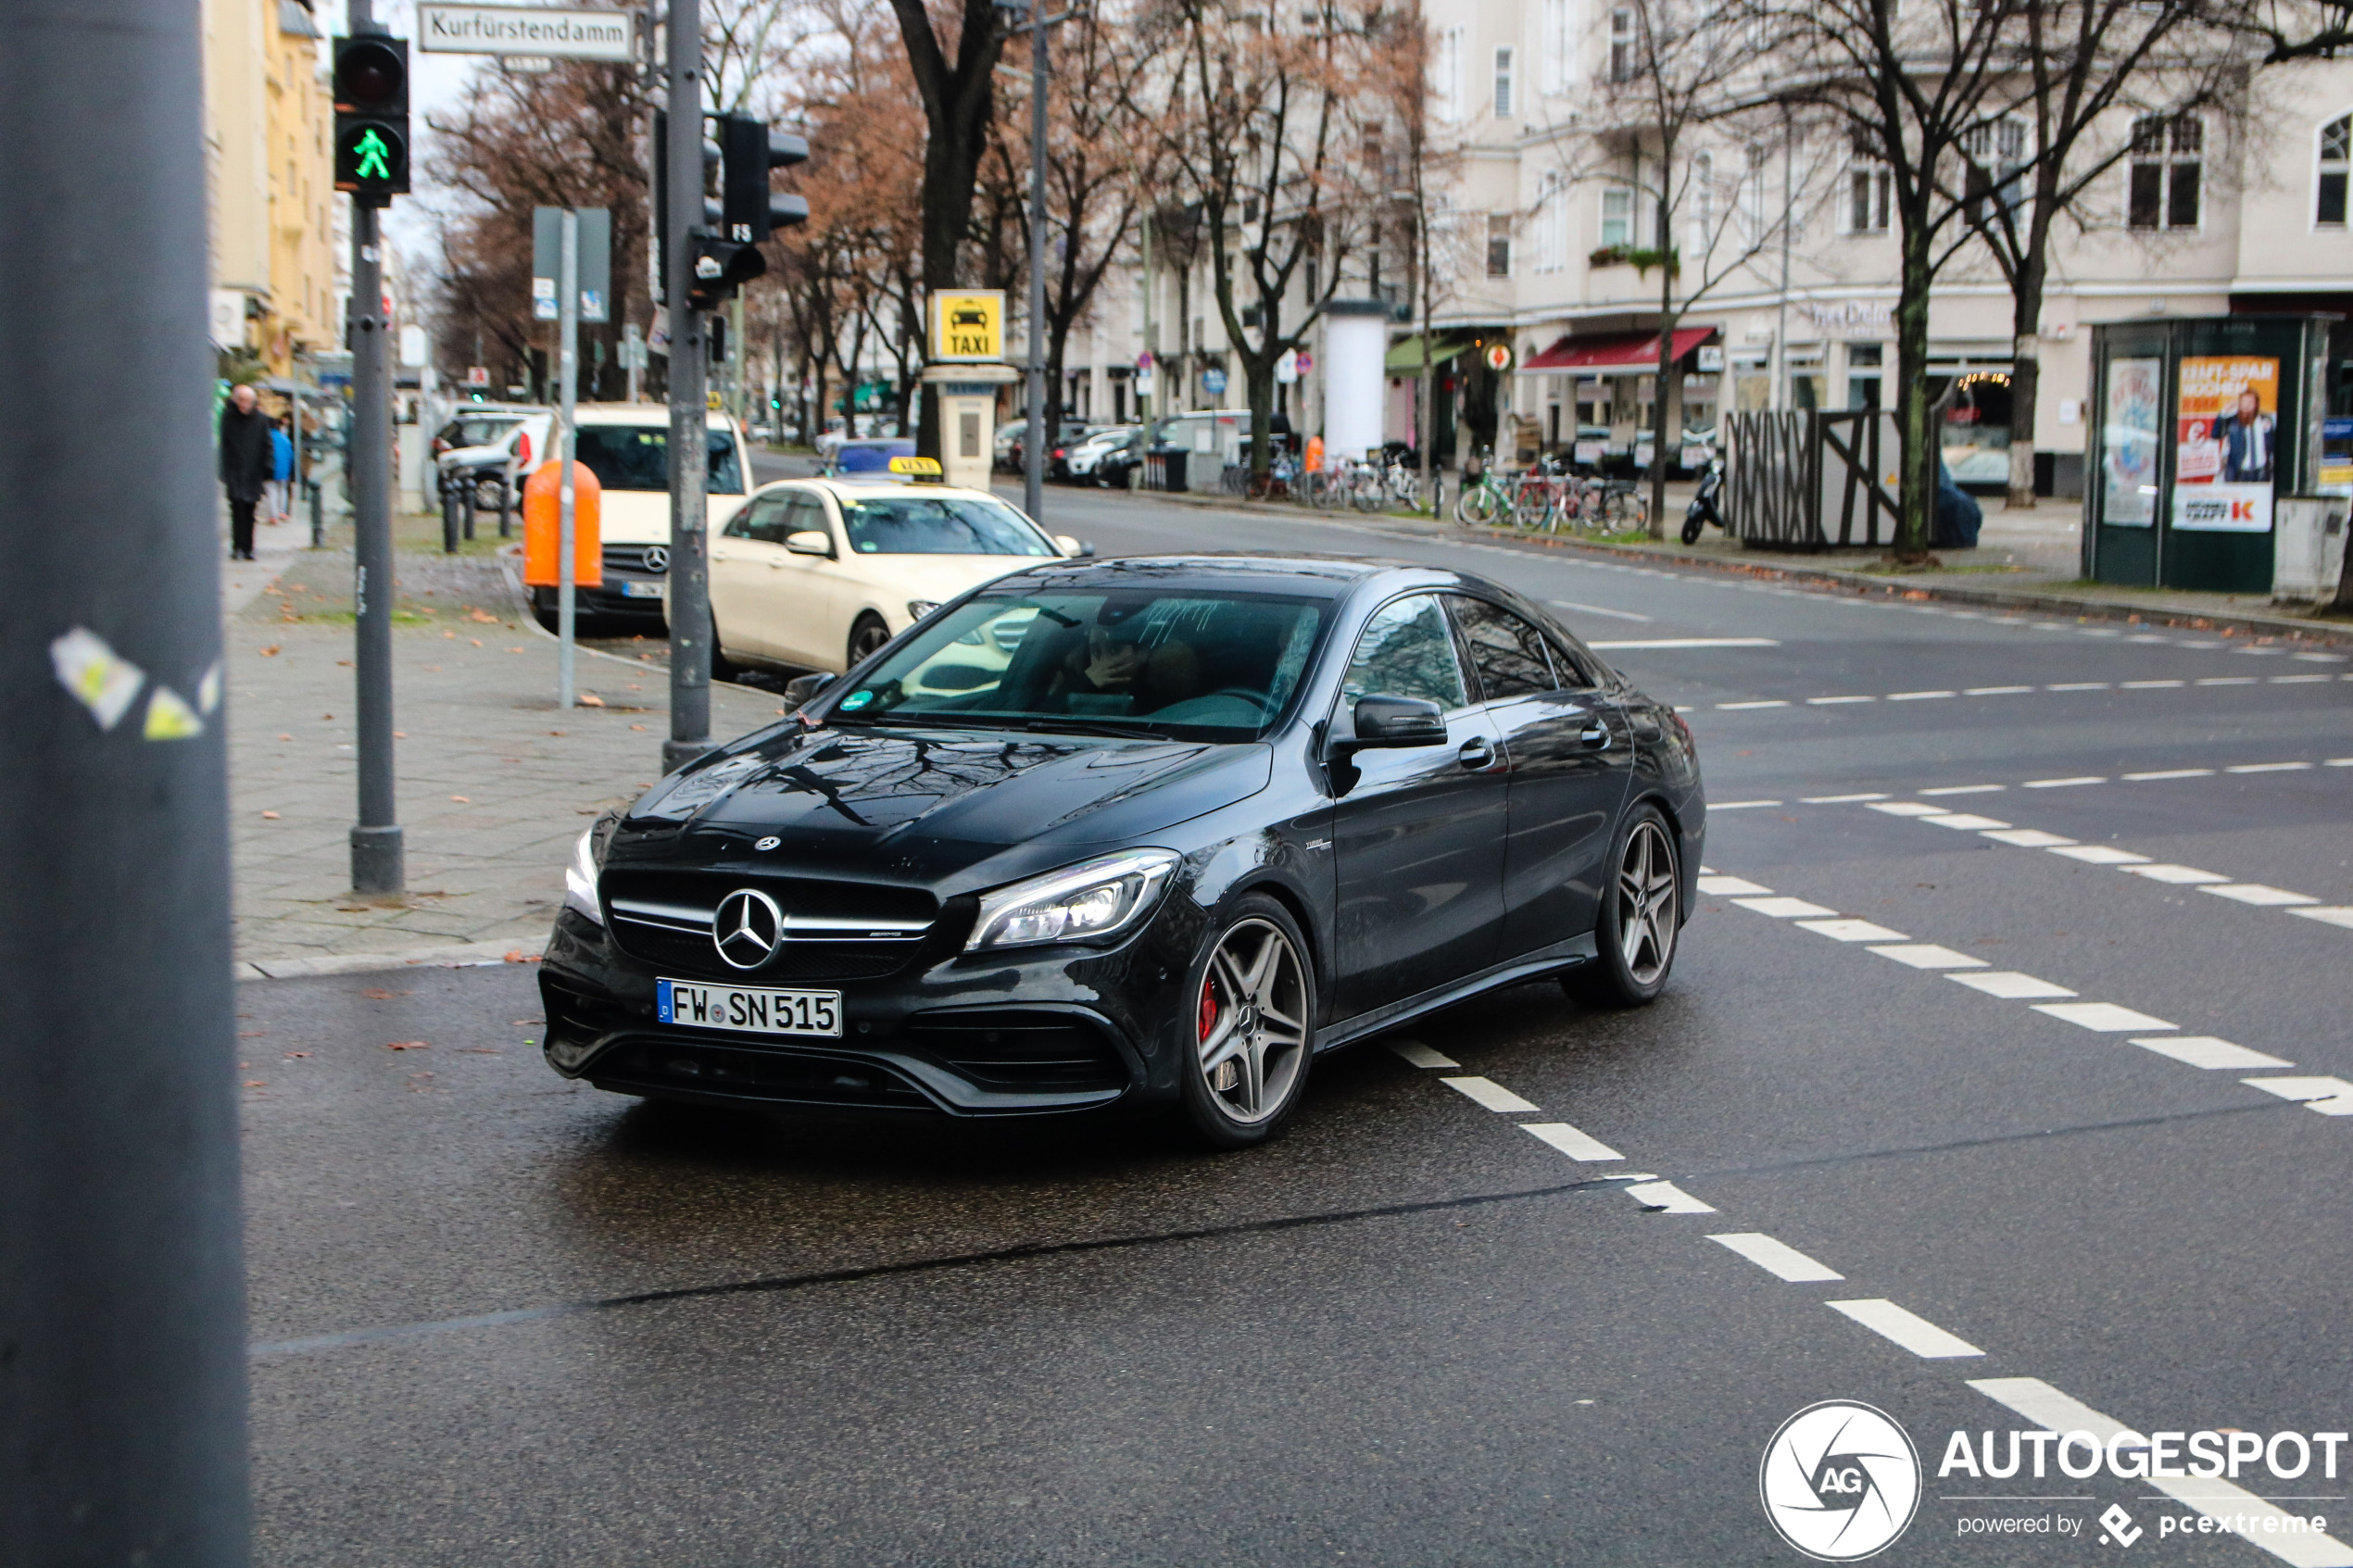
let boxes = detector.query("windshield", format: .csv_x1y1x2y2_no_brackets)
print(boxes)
829,588,1327,739
839,495,1057,556
572,426,745,494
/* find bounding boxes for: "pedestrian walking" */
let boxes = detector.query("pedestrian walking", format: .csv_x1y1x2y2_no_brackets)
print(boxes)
219,383,272,559
270,412,296,522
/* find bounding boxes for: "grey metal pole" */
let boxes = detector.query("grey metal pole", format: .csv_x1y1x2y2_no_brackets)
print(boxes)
626,320,644,404
349,199,403,892
559,208,579,710
664,0,712,771
1023,4,1048,522
1,1,251,1561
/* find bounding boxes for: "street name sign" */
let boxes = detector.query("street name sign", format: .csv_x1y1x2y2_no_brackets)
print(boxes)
416,6,635,61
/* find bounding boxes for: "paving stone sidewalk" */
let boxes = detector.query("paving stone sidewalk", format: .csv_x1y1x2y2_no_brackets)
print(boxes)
226,543,782,977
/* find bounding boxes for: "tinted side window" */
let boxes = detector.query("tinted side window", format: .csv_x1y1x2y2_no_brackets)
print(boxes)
1545,634,1602,689
1446,596,1556,700
1344,595,1468,712
783,495,829,540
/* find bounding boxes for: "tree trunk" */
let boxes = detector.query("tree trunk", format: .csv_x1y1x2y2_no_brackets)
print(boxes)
1046,314,1071,445
1247,358,1276,481
2006,256,2045,510
1893,228,1936,560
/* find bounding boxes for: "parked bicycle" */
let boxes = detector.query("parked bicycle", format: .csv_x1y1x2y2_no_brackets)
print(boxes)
1453,449,1516,527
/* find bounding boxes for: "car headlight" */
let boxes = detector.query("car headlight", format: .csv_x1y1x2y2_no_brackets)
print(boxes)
908,599,940,621
966,848,1181,951
564,824,605,924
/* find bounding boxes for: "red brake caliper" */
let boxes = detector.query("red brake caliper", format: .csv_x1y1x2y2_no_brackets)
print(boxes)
1198,976,1219,1043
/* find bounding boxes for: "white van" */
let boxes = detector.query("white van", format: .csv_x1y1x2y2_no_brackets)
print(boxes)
527,404,752,630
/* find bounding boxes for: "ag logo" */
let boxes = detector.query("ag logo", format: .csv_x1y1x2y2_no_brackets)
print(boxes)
1760,1400,1920,1561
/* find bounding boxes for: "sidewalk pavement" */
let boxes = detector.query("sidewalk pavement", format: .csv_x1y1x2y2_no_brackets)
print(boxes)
224,532,782,978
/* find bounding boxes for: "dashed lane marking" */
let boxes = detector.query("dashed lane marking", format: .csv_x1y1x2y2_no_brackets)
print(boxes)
2048,846,2150,865
1715,699,1789,710
1806,695,1876,705
1587,637,1779,649
1919,783,2007,796
2243,1077,2353,1115
1793,918,1911,943
2122,768,2214,781
1695,874,1772,895
1981,828,2076,847
2122,863,2230,884
1712,798,1783,809
1544,599,1653,622
1692,673,2353,712
1969,1378,2353,1566
1867,943,1989,970
1386,1039,1459,1070
1948,972,2079,1000
2032,1001,2177,1033
1441,1075,1541,1113
2202,884,2321,907
1869,801,1951,818
2291,907,2353,929
1800,792,1888,803
2133,1035,2294,1071
1920,812,2011,831
1730,897,1840,918
1707,1232,1845,1283
1887,690,1957,701
2023,776,2106,788
1625,1180,1718,1214
2230,760,2317,772
1520,1123,1625,1161
1828,1298,1986,1359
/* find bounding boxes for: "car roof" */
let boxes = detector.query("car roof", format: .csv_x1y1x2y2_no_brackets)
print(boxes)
951,554,1468,600
575,403,738,430
769,477,1019,507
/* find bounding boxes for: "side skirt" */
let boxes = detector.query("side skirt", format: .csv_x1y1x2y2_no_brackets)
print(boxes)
1313,932,1599,1054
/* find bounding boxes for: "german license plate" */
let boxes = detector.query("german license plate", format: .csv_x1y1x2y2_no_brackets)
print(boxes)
658,978,841,1036
621,579,664,599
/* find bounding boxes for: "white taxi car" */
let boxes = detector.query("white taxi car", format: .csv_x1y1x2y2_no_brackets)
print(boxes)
708,466,1088,676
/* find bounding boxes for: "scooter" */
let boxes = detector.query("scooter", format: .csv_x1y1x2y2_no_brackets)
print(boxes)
1681,452,1726,545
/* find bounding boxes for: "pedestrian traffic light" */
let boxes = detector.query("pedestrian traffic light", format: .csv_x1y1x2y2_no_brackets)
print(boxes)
650,108,723,307
332,33,409,205
719,115,811,245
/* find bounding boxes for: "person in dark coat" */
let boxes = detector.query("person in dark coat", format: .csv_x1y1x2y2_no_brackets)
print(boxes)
219,383,273,559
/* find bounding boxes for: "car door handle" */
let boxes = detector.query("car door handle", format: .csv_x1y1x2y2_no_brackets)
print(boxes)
1579,721,1611,749
1458,736,1494,770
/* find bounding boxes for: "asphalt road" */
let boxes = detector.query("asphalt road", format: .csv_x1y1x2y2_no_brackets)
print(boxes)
244,483,2353,1565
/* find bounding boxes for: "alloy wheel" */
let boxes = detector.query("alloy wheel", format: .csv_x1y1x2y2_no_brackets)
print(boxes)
1611,819,1679,985
849,618,892,665
1196,917,1309,1124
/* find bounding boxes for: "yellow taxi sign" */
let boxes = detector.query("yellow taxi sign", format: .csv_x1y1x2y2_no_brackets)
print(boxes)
929,289,1004,362
887,455,944,481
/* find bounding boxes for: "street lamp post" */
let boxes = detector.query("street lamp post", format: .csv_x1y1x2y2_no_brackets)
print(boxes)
662,0,713,773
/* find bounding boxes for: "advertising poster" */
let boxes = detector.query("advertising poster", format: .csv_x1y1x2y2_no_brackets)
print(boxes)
2171,355,2277,532
2100,356,2161,525
2320,415,2353,497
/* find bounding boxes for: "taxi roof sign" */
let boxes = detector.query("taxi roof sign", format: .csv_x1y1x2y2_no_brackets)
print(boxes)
888,455,945,481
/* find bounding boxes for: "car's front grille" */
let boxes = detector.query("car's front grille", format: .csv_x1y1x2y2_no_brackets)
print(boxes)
543,977,634,1060
601,870,938,983
587,1035,935,1110
602,544,665,574
905,1010,1129,1095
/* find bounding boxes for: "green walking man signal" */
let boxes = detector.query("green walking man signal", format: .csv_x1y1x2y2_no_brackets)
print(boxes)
333,33,410,203
352,129,392,182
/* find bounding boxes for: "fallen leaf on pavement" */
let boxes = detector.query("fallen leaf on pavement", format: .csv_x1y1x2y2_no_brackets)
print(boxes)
259,810,281,820
506,646,524,654
244,1081,268,1088
359,987,403,999
384,1041,429,1050
459,1047,501,1054
259,645,282,657
276,733,293,740
470,637,483,646
444,630,458,639
394,730,406,738
469,608,500,623
450,795,471,803
630,723,646,731
577,692,607,707
283,1052,309,1059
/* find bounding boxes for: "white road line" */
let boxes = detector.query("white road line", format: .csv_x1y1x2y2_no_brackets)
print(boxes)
2047,681,2111,690
1949,972,2079,999
2244,1076,2353,1115
2048,845,2150,865
2289,907,2353,930
1922,812,2011,830
1624,1180,1718,1214
2123,768,2214,781
2123,863,2230,884
1520,1122,1625,1160
2202,884,2321,907
1590,637,1780,649
2023,776,2106,789
1386,1039,1459,1070
1441,1075,1541,1113
1887,690,1957,700
1697,874,1774,896
1806,695,1876,704
1828,1298,1985,1358
2228,761,2316,772
1919,784,2006,796
1712,799,1783,810
1964,684,2035,696
1981,829,2076,847
1969,1376,2353,1567
1546,599,1654,622
2033,1001,2177,1032
2334,759,2353,767
1801,792,1889,803
1869,801,1950,818
2121,679,2185,688
2132,1035,2294,1071
2294,651,2349,662
2196,676,2259,685
1867,943,1989,970
1707,1232,1845,1283
1715,700,1790,710
1732,897,1840,918
1794,918,1910,943
2274,673,2336,684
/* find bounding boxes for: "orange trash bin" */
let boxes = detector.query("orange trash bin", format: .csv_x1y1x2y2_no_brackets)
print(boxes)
522,458,604,587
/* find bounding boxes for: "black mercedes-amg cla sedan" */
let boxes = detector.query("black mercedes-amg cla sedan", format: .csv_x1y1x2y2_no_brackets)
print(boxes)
541,557,1705,1146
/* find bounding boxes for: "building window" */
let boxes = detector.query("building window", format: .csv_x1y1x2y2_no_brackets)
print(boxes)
1487,213,1513,277
2129,113,2201,231
1610,9,1636,83
2320,114,2350,226
1959,116,2028,224
1601,185,1634,248
1541,0,1573,94
1534,172,1563,271
1493,46,1515,119
1740,142,1769,245
1436,28,1464,124
1846,127,1891,232
1688,151,1716,257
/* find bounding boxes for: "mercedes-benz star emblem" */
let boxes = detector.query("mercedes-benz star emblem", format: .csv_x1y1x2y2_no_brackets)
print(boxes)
711,888,784,970
643,545,670,573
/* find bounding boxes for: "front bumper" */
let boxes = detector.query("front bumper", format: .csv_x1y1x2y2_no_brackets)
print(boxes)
538,898,1203,1117
534,581,667,622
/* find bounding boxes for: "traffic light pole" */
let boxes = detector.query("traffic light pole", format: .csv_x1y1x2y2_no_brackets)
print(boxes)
662,0,712,773
348,196,403,892
558,208,579,711
3,0,251,1559
1022,2,1049,524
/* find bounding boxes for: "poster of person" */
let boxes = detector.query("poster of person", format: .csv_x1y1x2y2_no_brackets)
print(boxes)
2172,356,2278,533
2101,356,2161,525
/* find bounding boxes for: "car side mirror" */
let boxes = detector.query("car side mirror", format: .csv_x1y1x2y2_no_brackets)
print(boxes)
782,672,836,708
1052,533,1097,558
785,529,834,558
1336,694,1447,751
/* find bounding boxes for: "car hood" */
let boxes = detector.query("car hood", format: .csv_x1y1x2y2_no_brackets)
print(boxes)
625,725,1274,884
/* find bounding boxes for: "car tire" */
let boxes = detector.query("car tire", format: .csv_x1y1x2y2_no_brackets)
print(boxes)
847,613,892,668
710,630,739,684
1565,802,1681,1010
1177,893,1317,1148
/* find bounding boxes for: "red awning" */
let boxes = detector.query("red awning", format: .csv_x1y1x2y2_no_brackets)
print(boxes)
1520,326,1717,374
